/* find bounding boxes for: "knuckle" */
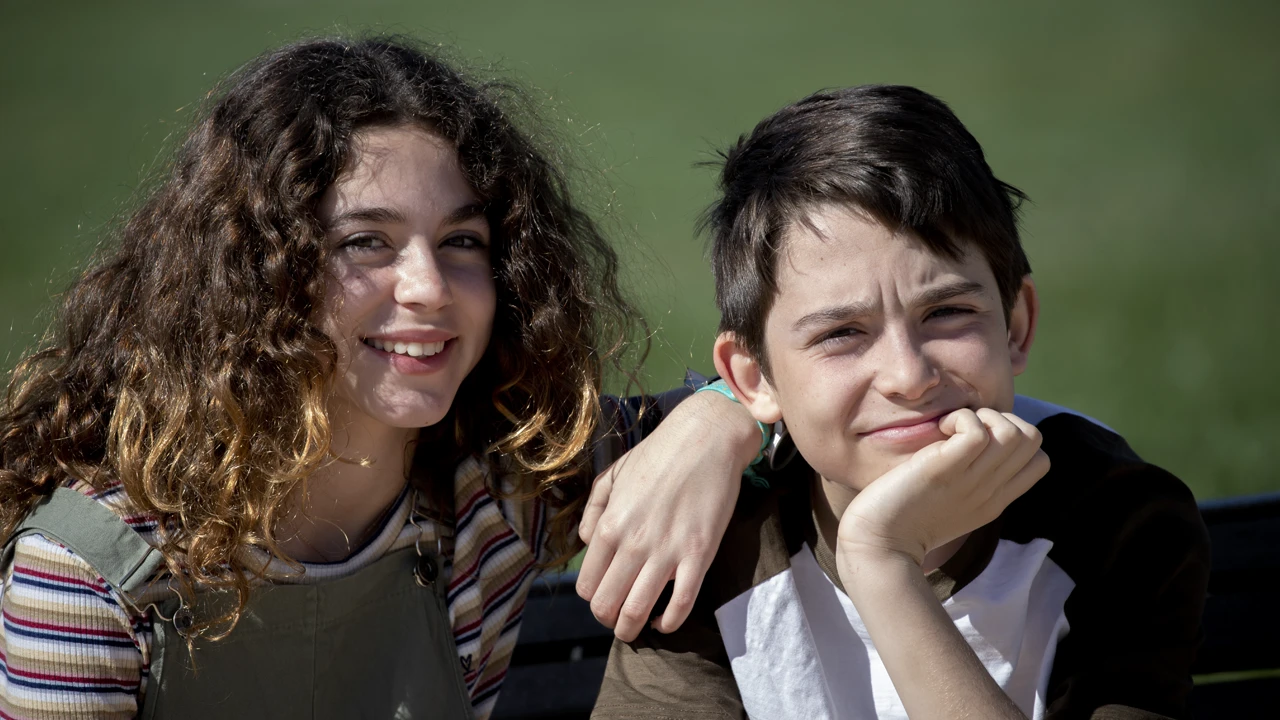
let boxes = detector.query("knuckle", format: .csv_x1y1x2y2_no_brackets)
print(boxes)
590,597,617,626
1026,426,1044,447
681,533,711,560
668,589,697,613
619,603,648,624
594,518,626,546
992,423,1019,444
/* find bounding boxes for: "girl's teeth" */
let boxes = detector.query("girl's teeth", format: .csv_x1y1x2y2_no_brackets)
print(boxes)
366,339,447,357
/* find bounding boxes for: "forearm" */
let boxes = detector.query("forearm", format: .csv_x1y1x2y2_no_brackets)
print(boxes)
593,387,760,476
842,548,1026,720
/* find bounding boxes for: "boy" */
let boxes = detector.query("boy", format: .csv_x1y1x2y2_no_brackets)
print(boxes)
592,86,1210,719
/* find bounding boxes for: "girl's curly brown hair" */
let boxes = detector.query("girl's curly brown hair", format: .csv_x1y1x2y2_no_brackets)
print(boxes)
0,36,639,635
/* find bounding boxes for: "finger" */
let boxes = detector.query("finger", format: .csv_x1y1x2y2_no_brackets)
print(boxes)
613,560,674,642
998,413,1044,471
586,548,645,631
653,556,710,635
578,467,615,546
990,448,1050,511
970,408,1024,475
575,529,616,603
937,408,988,462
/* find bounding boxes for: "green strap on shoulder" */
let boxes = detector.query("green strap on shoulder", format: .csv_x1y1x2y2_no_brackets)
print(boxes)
4,487,164,595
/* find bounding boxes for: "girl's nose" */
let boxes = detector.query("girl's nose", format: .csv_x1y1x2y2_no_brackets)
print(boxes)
394,243,453,310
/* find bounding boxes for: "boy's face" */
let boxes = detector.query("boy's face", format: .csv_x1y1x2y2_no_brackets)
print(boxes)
724,203,1035,490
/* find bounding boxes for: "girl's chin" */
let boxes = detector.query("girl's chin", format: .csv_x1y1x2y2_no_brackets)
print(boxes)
334,392,457,432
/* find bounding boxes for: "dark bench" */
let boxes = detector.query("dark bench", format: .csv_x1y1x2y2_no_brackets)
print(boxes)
492,491,1280,719
1187,491,1280,718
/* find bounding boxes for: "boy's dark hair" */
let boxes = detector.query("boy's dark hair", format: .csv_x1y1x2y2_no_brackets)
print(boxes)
702,84,1030,375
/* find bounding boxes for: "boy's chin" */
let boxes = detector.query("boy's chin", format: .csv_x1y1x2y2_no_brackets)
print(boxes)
820,450,918,492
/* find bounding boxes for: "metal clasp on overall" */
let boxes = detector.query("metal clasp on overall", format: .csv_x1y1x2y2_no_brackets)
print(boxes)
144,585,197,638
408,499,444,587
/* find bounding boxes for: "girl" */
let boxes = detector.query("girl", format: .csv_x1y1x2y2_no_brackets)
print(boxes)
0,37,757,719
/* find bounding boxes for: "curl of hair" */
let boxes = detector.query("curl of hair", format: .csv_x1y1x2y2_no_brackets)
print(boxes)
0,36,640,638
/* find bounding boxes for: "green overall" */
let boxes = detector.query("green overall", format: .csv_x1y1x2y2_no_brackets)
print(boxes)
3,488,474,719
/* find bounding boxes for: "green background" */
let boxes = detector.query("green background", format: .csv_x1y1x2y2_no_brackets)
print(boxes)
3,1,1276,499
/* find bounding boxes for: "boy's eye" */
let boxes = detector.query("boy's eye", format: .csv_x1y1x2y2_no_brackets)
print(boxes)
926,306,975,320
818,326,863,347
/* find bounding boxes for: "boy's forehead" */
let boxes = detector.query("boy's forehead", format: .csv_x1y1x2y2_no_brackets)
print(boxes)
773,204,998,308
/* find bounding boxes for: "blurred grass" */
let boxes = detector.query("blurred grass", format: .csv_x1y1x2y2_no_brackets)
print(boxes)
2,0,1276,499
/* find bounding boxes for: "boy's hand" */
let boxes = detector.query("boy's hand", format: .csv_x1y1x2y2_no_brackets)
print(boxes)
837,408,1049,570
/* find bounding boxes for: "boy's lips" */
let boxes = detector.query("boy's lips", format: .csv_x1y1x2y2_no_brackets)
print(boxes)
859,410,951,445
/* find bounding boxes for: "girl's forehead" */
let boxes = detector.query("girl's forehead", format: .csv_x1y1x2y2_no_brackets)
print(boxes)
319,126,476,226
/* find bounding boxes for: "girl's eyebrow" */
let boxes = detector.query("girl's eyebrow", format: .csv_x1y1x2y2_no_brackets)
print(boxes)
326,206,407,229
325,202,486,230
446,202,487,226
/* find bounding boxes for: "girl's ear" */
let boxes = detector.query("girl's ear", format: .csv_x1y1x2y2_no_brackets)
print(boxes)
712,332,783,424
1008,276,1039,376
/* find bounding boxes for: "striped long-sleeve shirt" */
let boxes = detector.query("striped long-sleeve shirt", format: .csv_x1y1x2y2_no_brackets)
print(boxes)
0,391,674,719
1,457,548,720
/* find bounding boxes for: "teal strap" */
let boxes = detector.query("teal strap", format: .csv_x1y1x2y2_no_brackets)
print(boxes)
694,379,771,489
6,487,164,595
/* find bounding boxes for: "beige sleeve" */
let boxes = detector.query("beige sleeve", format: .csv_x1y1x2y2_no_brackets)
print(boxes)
592,610,744,720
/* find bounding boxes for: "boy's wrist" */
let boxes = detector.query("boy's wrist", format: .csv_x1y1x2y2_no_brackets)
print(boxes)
835,538,925,591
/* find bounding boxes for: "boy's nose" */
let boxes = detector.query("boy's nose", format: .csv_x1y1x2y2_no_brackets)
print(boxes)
394,244,454,310
870,328,939,401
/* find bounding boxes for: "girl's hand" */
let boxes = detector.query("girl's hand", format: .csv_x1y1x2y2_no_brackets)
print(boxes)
576,391,760,641
837,408,1049,571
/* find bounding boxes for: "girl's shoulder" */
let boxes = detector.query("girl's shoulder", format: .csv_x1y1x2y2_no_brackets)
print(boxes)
5,478,173,604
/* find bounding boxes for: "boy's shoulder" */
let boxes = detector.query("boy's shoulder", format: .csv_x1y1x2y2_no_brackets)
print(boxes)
1003,395,1204,565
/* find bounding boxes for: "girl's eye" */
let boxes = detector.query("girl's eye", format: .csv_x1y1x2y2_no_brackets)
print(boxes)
338,233,387,252
441,233,489,251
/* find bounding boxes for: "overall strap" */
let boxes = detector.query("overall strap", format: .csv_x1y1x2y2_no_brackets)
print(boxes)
3,487,164,595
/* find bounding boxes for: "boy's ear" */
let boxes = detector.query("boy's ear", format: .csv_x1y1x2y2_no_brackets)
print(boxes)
1008,276,1039,376
712,332,783,424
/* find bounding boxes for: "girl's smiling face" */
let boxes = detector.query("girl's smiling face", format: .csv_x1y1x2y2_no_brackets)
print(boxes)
316,124,496,432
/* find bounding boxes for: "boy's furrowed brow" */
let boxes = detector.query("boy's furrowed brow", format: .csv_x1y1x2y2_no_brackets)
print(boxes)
792,300,878,332
911,280,988,307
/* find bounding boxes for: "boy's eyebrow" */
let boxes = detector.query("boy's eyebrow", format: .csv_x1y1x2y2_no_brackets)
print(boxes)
792,300,878,332
910,280,988,307
790,280,989,332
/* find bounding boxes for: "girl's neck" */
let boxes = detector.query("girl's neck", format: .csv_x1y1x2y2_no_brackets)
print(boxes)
277,406,418,563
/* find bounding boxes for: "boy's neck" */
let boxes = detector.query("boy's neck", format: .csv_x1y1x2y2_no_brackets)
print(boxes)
810,474,969,575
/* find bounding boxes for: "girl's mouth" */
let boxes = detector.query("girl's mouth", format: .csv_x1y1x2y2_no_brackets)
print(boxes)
361,337,446,357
